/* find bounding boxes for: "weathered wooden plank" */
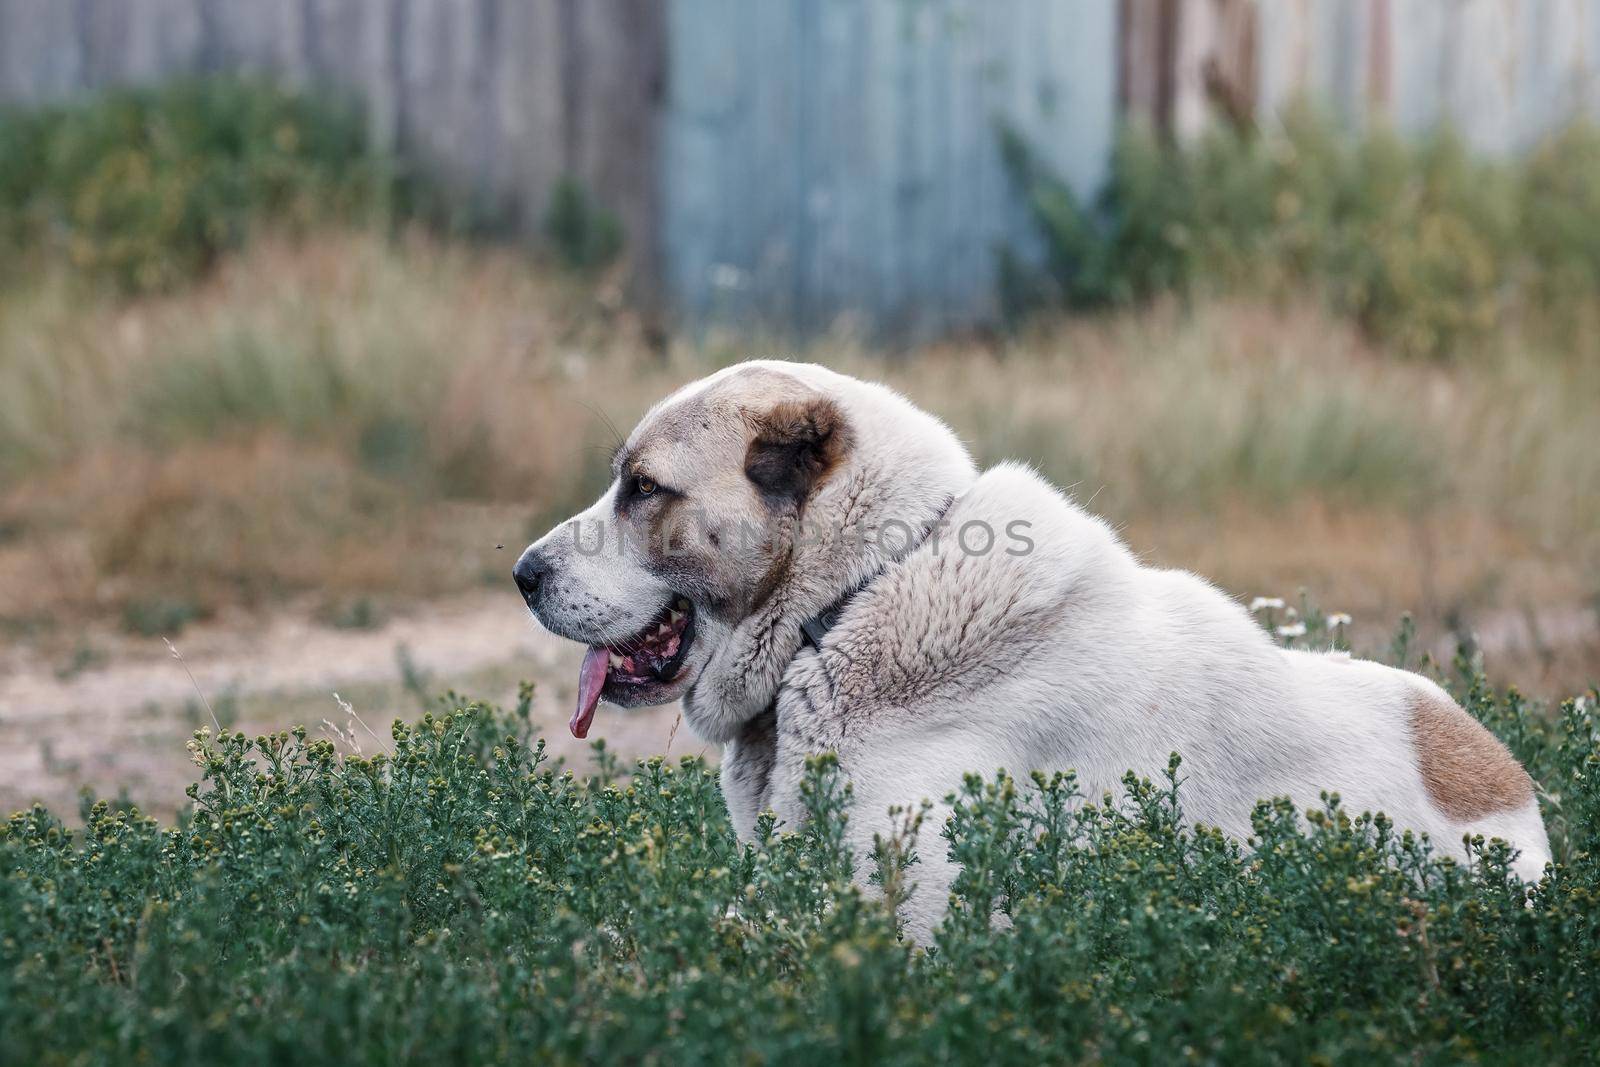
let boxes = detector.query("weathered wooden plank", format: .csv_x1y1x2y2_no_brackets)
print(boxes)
1260,0,1597,151
569,0,665,293
0,0,83,104
489,0,563,231
1121,0,1177,130
199,0,306,76
299,0,401,153
75,0,205,89
0,0,656,261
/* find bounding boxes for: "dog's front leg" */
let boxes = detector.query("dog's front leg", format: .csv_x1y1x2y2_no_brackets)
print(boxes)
764,735,959,943
763,657,849,833
719,706,778,841
761,671,960,944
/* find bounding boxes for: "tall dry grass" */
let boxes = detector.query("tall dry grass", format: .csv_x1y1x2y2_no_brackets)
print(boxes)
0,232,650,625
1,230,1595,688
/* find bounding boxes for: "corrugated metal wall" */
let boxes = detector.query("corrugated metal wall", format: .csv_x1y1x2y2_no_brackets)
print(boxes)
2,1,1598,338
661,0,1117,339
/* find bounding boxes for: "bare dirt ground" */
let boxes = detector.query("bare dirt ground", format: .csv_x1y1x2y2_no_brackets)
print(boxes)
0,592,693,818
1,588,1594,821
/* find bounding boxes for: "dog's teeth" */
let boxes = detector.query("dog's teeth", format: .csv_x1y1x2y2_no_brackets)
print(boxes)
669,610,683,624
608,652,622,669
656,623,672,637
676,598,690,611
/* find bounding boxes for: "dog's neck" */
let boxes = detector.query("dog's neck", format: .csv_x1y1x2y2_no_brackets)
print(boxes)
683,452,970,743
797,576,870,650
797,483,960,650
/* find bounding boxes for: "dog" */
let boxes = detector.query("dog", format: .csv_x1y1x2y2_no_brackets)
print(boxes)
514,360,1550,939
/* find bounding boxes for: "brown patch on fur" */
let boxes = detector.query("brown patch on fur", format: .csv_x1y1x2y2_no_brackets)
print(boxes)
1409,689,1534,821
743,397,853,507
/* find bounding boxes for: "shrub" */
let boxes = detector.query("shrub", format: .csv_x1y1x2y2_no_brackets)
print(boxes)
544,176,624,271
0,78,394,292
1522,124,1600,316
1004,108,1600,357
3,657,1599,1064
119,594,203,637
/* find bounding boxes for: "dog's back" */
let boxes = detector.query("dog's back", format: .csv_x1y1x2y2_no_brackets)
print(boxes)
780,461,1550,932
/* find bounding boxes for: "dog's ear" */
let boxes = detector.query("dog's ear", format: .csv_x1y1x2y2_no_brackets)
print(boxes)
744,397,851,506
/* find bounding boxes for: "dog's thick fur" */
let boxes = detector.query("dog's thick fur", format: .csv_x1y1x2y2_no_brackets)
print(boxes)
519,361,1549,940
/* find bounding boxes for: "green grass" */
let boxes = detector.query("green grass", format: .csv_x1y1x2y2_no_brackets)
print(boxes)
4,644,1600,1064
120,595,204,638
543,175,624,271
0,77,397,294
1005,108,1600,357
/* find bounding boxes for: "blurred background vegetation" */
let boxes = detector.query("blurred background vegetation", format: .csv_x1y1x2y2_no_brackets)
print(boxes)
0,74,1595,814
1004,109,1600,358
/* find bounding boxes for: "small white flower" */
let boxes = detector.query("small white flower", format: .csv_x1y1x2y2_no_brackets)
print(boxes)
1326,612,1353,628
1276,622,1307,638
1250,597,1285,612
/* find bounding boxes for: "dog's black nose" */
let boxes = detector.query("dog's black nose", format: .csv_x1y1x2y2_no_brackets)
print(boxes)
512,549,551,610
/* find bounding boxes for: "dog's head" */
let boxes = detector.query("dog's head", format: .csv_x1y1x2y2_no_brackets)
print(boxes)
515,361,975,742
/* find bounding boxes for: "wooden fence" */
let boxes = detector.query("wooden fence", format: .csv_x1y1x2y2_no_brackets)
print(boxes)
2,0,1597,337
0,0,664,297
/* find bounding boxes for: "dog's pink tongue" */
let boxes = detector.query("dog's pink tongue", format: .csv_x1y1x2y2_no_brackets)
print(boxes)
571,646,609,739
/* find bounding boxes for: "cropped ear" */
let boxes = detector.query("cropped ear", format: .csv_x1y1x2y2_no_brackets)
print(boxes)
744,396,852,506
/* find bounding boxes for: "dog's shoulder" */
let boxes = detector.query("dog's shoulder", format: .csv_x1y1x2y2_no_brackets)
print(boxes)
884,460,1121,638
779,463,1131,744
941,458,1124,558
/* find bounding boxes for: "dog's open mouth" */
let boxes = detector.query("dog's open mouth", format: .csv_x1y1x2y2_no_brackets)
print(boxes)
570,597,695,739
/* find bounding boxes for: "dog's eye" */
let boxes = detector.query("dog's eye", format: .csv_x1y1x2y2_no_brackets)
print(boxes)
635,476,657,496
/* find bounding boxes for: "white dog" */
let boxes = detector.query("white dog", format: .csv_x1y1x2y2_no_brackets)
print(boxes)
515,360,1549,939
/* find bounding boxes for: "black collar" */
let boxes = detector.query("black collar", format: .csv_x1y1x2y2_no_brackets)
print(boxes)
798,575,874,650
794,494,958,652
